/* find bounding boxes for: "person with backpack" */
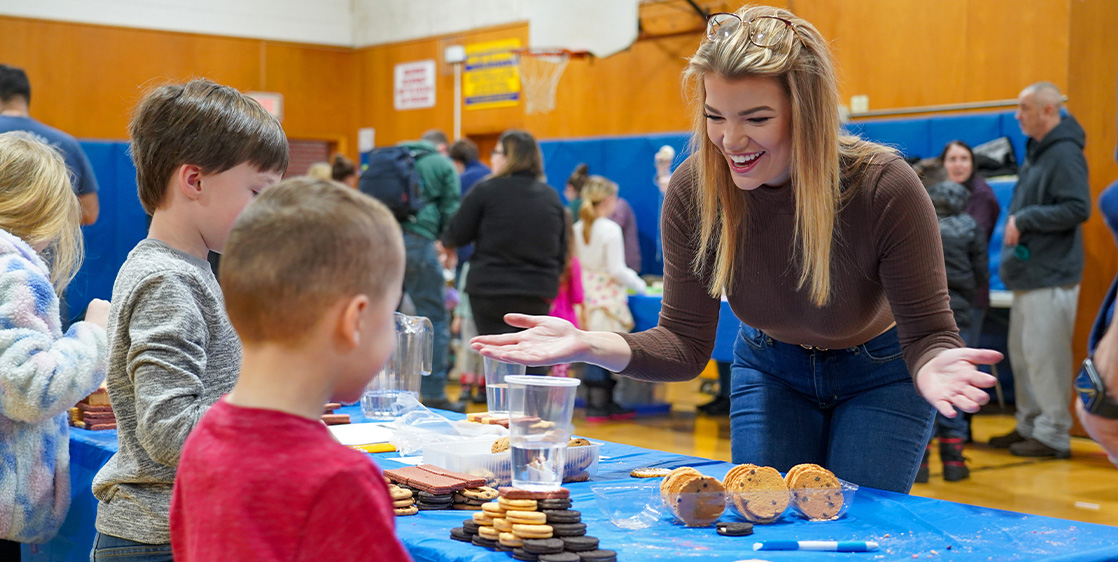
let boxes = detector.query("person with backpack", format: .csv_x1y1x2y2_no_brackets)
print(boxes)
360,130,461,412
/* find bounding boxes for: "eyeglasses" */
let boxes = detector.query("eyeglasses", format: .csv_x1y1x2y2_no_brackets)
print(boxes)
491,148,504,156
705,13,799,49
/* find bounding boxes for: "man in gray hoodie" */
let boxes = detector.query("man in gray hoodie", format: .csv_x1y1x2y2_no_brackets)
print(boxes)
991,82,1091,459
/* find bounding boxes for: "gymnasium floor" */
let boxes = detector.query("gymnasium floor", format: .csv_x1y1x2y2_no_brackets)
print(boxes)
453,378,1117,527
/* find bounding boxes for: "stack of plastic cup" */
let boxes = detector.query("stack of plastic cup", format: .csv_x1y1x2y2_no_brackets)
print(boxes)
507,375,580,491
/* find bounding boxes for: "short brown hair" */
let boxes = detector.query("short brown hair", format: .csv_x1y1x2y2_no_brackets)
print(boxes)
130,79,289,214
220,177,404,344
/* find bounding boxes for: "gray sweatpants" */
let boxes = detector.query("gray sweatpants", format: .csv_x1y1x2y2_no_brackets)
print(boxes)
1008,285,1079,451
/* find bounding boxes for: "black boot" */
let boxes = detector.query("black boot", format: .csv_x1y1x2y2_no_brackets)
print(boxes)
940,437,970,482
914,443,931,484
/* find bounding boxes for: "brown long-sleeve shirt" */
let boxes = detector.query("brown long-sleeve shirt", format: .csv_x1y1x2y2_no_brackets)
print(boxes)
620,154,962,382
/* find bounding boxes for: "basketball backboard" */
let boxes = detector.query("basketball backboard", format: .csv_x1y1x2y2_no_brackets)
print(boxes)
526,0,639,58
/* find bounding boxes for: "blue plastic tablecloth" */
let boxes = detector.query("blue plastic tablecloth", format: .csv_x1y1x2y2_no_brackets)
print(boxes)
628,294,740,364
32,405,1118,561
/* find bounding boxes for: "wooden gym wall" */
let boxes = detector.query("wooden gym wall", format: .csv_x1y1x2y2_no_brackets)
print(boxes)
0,16,360,156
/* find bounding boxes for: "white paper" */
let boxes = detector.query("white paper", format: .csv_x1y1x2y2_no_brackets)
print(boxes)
328,422,395,446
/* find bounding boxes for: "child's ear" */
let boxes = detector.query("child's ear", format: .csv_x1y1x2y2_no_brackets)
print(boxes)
176,164,205,201
337,294,370,349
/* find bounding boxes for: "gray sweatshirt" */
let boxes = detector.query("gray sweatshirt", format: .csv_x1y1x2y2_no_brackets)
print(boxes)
92,239,241,544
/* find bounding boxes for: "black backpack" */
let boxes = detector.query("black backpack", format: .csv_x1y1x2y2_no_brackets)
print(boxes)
359,146,430,222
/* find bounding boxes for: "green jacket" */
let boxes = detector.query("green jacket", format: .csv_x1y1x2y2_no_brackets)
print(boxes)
398,140,460,240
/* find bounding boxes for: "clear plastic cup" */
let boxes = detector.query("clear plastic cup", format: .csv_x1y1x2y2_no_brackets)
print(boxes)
507,375,580,491
483,357,525,415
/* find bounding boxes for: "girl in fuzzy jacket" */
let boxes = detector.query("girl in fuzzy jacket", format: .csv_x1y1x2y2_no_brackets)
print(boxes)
0,132,109,559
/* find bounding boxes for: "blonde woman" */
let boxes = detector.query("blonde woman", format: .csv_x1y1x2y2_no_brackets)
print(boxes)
472,4,1002,493
0,132,109,557
575,176,645,421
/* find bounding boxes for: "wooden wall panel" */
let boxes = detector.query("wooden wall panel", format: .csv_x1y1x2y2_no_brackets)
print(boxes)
798,0,1068,110
1067,0,1118,369
0,16,357,157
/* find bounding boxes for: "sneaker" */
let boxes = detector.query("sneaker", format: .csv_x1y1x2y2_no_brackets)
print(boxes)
422,398,466,413
988,429,1027,449
1009,438,1071,459
697,396,731,416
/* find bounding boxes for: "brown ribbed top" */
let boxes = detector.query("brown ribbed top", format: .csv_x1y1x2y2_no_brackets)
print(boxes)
619,154,962,382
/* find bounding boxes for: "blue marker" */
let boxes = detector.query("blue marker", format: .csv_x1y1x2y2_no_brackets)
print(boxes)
753,540,879,552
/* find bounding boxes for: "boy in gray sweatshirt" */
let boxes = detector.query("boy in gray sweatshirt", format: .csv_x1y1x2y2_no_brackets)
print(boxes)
90,79,288,560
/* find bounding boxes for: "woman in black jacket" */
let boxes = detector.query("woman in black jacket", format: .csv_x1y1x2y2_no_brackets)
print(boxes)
441,130,567,358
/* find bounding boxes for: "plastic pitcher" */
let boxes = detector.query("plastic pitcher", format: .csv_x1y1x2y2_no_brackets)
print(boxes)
361,312,432,421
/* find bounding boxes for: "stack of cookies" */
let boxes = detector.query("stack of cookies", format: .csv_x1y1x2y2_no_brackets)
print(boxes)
450,487,617,562
784,463,844,521
723,464,790,523
383,464,491,514
452,485,499,510
321,402,350,425
386,480,417,516
658,467,726,527
68,389,116,430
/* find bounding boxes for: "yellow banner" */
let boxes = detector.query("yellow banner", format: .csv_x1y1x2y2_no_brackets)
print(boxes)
464,39,521,110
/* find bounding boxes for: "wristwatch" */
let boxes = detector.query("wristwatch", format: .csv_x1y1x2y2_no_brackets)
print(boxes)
1075,358,1118,420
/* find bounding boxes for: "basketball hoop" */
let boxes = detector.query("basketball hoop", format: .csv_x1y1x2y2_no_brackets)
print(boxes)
516,49,584,115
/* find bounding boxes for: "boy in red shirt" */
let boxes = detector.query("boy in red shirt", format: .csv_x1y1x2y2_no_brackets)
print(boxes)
170,178,411,562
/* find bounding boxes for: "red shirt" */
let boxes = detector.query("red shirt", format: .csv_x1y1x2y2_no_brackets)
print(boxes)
170,398,411,562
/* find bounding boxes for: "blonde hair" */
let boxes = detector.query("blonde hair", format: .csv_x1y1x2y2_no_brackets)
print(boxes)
220,177,404,345
578,175,619,244
0,131,83,291
684,4,892,306
305,161,332,180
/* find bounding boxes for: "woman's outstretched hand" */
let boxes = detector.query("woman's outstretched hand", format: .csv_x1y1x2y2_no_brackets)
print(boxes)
916,347,1004,417
470,314,589,367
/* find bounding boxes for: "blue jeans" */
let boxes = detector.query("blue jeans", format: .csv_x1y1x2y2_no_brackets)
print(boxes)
729,325,935,493
90,533,172,561
403,232,450,401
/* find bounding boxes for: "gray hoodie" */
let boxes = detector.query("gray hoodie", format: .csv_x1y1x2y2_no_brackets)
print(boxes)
999,114,1091,290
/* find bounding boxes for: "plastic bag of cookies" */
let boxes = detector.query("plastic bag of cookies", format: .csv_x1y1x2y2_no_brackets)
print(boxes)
658,467,725,527
722,464,790,524
783,463,858,521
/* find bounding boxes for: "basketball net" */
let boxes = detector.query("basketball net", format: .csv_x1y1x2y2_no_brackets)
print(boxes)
517,50,571,115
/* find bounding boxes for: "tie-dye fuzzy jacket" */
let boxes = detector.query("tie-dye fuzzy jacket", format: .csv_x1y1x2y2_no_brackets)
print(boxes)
0,228,107,543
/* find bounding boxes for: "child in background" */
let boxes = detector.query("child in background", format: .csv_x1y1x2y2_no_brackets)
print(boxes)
549,209,584,377
91,79,288,561
0,132,109,561
576,175,645,421
916,180,989,483
171,178,411,562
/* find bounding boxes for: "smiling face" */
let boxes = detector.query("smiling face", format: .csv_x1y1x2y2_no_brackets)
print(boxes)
704,74,793,191
943,144,973,184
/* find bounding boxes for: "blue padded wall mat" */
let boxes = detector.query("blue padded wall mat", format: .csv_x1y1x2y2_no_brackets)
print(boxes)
540,132,690,277
71,111,1019,319
68,141,147,324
